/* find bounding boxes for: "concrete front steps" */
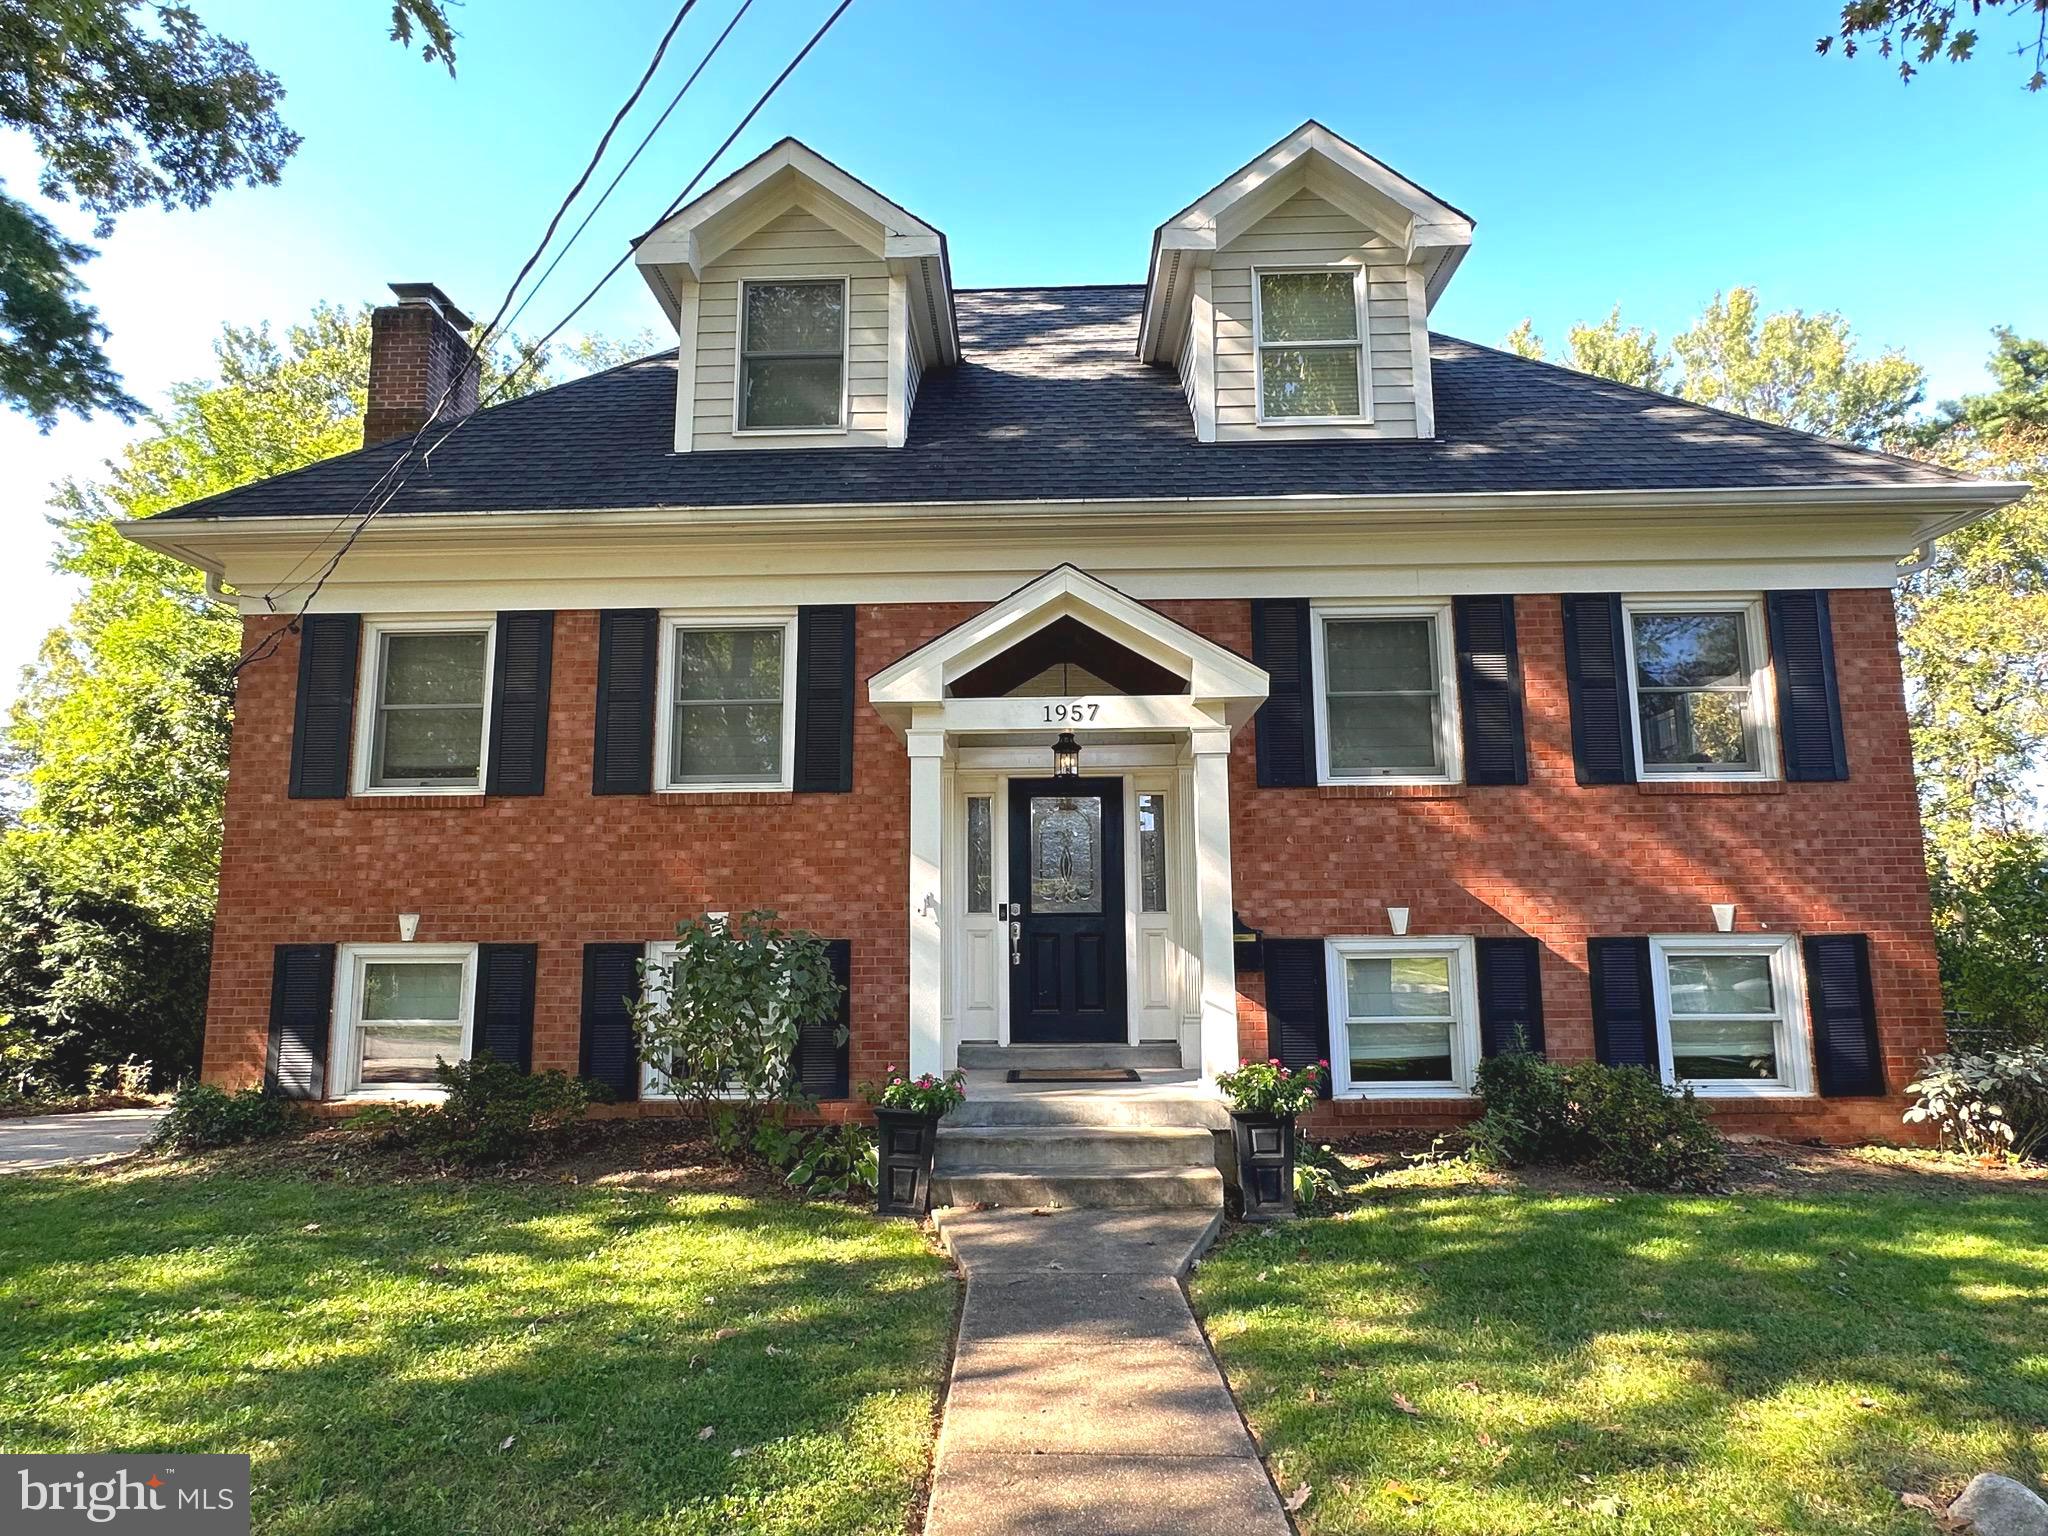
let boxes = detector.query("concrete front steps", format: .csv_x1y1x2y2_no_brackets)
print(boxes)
935,1045,1228,1211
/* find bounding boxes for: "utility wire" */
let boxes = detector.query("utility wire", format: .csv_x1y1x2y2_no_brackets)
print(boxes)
237,0,860,666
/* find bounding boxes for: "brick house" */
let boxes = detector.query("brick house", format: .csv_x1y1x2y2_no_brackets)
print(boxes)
126,123,2022,1174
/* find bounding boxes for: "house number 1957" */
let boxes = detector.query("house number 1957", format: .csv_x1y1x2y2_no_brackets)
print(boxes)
1043,701,1100,723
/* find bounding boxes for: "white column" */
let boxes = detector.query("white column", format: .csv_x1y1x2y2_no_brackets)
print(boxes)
906,729,946,1078
1190,728,1241,1083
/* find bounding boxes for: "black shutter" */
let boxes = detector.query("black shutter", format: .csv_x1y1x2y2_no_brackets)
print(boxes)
1561,594,1636,785
1476,936,1545,1057
593,610,657,795
1805,934,1884,1096
265,944,335,1098
476,943,538,1073
288,615,360,799
1587,937,1655,1069
486,612,554,796
790,938,852,1100
1263,938,1332,1097
1454,596,1528,786
1251,599,1317,788
793,605,856,793
1768,591,1849,782
579,943,642,1099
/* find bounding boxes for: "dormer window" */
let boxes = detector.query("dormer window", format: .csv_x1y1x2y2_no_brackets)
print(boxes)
737,278,847,432
1255,269,1368,423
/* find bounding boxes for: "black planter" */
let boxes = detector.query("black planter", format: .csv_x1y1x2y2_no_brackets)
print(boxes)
1230,1110,1297,1222
874,1107,939,1217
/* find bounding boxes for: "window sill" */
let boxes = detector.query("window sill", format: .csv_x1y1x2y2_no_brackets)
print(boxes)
1681,1084,1814,1100
651,786,794,803
348,792,488,810
1313,782,1465,800
1256,416,1374,429
1634,779,1785,797
334,1088,449,1104
732,425,848,438
1335,1087,1476,1102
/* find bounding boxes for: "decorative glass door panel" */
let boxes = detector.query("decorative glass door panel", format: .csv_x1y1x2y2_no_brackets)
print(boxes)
1008,778,1126,1043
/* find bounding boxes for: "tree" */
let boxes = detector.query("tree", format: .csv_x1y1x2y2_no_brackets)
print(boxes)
2,304,625,1091
0,0,457,428
1564,307,1669,392
1818,2,2048,92
1918,326,2048,439
1499,318,1545,360
1669,288,1924,444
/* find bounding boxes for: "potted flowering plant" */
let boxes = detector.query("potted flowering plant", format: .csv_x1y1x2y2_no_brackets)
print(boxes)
1216,1057,1327,1221
868,1068,967,1216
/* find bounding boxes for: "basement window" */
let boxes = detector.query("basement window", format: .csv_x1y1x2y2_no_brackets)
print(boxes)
336,944,476,1097
737,278,847,431
1325,937,1479,1098
1649,935,1811,1096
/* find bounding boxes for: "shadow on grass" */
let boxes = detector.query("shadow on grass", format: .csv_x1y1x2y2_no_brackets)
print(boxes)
1191,1187,2048,1534
0,1165,956,1536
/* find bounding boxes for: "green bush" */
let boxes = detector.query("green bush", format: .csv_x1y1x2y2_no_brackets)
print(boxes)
1469,1054,1725,1191
149,1080,297,1152
753,1120,877,1198
1905,1046,2048,1161
358,1053,601,1169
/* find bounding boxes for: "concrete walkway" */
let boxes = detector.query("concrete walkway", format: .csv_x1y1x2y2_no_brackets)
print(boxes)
926,1206,1292,1536
0,1108,165,1173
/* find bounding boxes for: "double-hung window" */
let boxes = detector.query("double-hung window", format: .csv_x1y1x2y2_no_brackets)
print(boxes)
737,278,847,431
337,944,475,1096
655,615,797,792
1255,269,1368,423
356,619,494,793
1326,937,1479,1097
1649,935,1811,1096
1623,600,1775,779
1313,605,1460,782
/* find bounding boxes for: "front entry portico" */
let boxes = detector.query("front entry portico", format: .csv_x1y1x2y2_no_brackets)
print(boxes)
869,566,1269,1083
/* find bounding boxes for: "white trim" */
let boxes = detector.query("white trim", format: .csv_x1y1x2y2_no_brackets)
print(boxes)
652,611,798,794
1251,266,1373,426
332,942,478,1099
1620,596,1779,783
350,616,496,796
1324,935,1480,1099
673,280,700,453
1310,601,1461,786
1648,933,1813,1098
732,275,850,436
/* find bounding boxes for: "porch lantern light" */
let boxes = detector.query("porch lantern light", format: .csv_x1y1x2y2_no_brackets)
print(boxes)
1051,731,1082,779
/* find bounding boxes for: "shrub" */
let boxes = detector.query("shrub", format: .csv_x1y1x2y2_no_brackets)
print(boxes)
1293,1141,1341,1210
1469,1054,1725,1191
754,1120,877,1198
1216,1058,1327,1117
149,1080,297,1152
1905,1046,2048,1161
630,911,843,1132
367,1052,601,1169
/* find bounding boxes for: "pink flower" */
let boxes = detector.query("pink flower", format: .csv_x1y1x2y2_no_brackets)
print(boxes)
1269,1058,1282,1068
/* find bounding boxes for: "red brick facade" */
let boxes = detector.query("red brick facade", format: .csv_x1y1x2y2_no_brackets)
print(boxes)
206,588,1939,1142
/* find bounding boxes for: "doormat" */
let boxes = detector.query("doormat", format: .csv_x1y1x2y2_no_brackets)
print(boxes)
1005,1068,1141,1083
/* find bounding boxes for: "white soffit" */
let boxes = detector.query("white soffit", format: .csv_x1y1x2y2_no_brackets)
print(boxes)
1138,121,1475,362
633,137,959,367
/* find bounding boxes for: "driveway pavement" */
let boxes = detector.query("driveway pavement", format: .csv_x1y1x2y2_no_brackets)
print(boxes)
925,1206,1292,1536
0,1109,166,1173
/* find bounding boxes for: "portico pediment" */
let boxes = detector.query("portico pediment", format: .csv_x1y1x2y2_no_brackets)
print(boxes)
868,566,1269,734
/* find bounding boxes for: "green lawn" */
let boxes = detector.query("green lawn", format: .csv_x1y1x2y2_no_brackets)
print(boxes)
1192,1187,2048,1535
0,1164,955,1535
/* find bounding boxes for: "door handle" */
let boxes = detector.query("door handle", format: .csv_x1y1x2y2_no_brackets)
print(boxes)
1009,919,1022,967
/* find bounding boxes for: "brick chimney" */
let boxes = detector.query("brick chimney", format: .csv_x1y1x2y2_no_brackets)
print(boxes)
364,282,479,447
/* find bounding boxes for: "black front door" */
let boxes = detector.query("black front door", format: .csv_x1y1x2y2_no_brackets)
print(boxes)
1008,777,1126,1043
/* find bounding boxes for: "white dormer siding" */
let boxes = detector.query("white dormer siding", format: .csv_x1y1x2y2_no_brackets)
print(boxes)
689,207,893,451
1209,188,1423,441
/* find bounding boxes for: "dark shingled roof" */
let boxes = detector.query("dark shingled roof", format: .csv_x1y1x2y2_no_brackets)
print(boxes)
157,284,1967,522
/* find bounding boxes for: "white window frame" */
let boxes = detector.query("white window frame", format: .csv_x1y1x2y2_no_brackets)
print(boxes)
1648,933,1813,1098
351,616,496,796
1251,265,1373,426
332,942,477,1099
732,275,850,436
1311,602,1463,786
1324,936,1480,1099
1621,597,1779,783
653,612,799,794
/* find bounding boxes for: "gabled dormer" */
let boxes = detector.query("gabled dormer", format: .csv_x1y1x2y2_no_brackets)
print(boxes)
633,139,958,452
1138,122,1473,443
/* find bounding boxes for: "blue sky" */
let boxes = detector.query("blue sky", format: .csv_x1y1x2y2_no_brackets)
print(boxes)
2,0,2044,700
